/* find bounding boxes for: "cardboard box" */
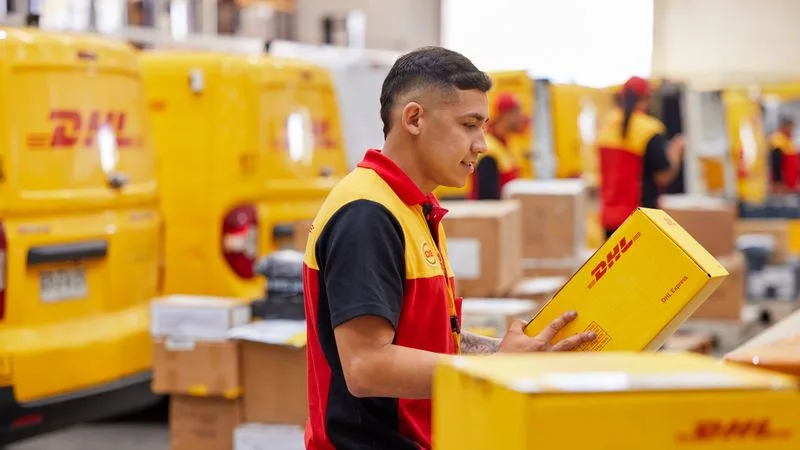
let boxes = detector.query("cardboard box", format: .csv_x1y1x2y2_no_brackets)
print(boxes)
234,423,305,450
724,335,800,376
502,179,586,260
229,320,308,426
151,295,251,340
170,396,243,450
661,194,736,257
523,208,729,351
660,331,715,355
737,219,790,264
461,298,541,338
510,276,566,303
152,338,241,397
691,251,746,320
726,308,800,354
433,352,800,450
440,200,522,297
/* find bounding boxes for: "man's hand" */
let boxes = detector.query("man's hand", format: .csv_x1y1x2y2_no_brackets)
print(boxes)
497,311,596,353
668,135,685,165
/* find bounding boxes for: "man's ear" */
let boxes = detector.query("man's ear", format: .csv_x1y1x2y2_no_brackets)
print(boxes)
401,102,424,136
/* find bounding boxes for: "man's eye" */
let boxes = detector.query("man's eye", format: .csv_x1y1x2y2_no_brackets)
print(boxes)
464,124,478,130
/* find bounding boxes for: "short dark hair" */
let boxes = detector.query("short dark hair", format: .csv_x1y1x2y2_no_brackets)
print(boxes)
379,46,492,138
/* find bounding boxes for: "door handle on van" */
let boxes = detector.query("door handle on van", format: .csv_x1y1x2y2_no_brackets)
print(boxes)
107,172,129,190
320,167,333,177
27,241,108,265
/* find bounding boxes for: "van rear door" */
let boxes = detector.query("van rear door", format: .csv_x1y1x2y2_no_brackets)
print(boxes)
0,34,159,333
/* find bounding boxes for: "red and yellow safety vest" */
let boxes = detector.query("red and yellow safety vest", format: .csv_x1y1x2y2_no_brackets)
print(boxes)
770,130,799,190
596,108,665,230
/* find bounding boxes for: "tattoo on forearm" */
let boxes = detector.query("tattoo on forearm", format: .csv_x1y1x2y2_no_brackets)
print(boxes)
460,331,501,354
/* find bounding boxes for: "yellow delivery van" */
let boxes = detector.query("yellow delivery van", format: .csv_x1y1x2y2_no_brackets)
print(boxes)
0,28,161,444
140,51,347,300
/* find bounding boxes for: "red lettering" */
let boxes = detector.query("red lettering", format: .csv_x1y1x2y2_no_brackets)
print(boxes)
49,110,81,148
588,234,636,289
84,111,116,146
678,419,791,442
38,109,137,149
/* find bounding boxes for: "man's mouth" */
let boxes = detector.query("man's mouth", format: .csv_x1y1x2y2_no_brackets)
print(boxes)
460,161,475,169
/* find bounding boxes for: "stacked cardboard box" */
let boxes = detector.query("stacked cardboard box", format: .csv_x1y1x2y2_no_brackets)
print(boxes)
661,195,745,320
503,179,588,278
151,296,308,449
150,296,251,450
440,200,522,297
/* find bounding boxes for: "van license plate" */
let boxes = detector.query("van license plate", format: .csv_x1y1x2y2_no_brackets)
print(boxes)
40,268,88,303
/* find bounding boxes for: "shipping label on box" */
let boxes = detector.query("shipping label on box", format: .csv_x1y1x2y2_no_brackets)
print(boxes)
433,352,800,450
524,208,729,351
229,320,308,426
151,295,252,340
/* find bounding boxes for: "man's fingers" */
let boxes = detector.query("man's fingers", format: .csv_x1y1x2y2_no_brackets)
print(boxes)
508,319,526,334
551,331,597,352
537,310,578,342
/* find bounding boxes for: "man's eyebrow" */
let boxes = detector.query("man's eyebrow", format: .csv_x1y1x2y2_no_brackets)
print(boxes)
461,112,488,123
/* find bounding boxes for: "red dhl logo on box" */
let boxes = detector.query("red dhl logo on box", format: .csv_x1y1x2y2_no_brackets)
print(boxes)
676,418,792,442
587,231,641,290
26,109,142,149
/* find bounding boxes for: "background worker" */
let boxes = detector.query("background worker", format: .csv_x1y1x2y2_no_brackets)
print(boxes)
597,76,685,238
469,93,527,199
302,47,596,450
769,116,799,193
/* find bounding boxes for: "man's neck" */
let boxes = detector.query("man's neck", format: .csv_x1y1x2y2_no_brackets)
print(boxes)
381,142,435,194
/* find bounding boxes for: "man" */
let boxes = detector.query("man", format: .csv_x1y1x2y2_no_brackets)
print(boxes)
302,47,596,450
598,76,684,238
769,116,799,193
469,93,527,199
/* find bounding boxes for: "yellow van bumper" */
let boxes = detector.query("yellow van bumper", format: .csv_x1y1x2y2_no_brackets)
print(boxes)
0,304,152,403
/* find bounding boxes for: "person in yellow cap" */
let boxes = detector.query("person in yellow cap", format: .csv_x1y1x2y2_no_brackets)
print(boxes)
468,93,527,199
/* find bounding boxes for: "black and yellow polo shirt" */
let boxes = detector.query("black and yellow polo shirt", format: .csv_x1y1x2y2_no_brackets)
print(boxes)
302,149,461,450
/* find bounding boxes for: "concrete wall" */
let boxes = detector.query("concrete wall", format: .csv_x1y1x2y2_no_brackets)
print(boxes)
652,0,800,84
294,0,440,51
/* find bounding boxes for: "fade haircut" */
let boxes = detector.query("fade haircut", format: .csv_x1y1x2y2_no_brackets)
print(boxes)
380,46,492,138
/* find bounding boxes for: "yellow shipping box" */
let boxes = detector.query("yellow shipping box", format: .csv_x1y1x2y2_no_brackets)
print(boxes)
433,352,800,450
524,208,729,350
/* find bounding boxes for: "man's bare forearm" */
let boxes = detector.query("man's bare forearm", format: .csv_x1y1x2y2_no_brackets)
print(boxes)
460,330,501,354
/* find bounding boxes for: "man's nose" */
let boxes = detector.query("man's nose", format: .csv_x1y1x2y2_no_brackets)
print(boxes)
473,134,488,155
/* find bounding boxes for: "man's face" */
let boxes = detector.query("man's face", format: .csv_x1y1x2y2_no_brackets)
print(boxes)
416,89,489,189
504,107,527,134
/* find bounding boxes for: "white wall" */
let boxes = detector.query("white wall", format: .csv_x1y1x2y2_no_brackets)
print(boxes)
652,0,800,83
294,0,441,51
442,0,653,87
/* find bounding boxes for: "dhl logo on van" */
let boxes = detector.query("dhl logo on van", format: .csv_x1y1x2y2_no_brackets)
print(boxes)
676,419,792,442
587,232,641,290
26,109,142,149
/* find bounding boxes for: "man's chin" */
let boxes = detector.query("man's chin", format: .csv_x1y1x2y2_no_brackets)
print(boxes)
439,177,467,189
